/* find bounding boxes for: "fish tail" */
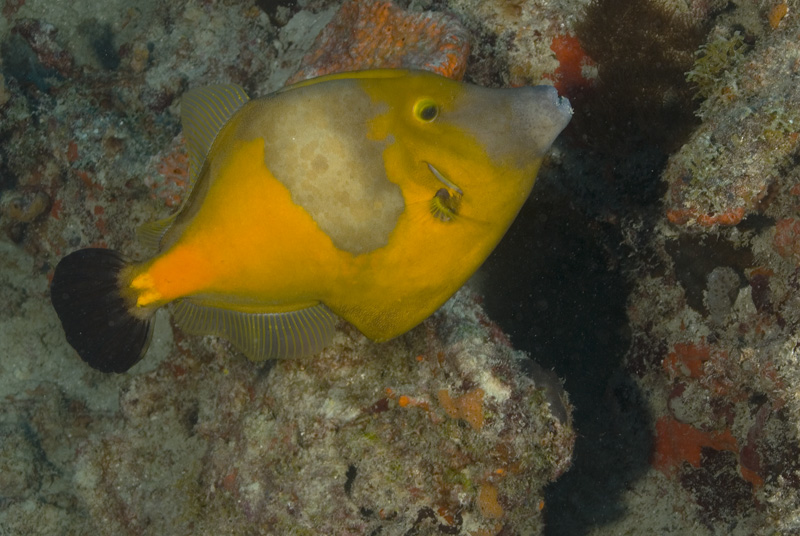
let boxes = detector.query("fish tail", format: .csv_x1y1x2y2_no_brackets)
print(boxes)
50,248,154,373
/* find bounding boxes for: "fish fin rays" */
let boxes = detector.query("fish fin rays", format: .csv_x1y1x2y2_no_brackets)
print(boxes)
138,84,249,250
136,214,178,251
171,300,336,360
180,84,250,183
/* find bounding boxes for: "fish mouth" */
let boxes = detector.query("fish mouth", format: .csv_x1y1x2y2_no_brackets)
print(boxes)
425,162,462,196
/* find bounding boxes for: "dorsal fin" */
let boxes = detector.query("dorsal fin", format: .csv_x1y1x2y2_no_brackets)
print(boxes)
136,214,178,251
137,85,250,251
171,299,336,361
180,84,250,182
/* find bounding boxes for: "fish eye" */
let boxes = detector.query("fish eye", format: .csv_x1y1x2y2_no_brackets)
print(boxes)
414,99,439,122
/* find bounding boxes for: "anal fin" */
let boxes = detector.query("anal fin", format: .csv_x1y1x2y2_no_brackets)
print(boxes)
171,299,336,360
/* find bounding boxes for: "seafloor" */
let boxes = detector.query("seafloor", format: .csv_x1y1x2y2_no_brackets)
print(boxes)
2,0,800,535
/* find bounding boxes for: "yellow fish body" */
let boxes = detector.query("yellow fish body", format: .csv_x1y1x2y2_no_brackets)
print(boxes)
51,69,571,372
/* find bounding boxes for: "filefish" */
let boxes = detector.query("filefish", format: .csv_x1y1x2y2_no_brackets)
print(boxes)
50,69,571,373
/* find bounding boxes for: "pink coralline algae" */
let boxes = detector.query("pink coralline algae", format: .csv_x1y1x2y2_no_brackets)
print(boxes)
773,218,800,261
145,135,191,208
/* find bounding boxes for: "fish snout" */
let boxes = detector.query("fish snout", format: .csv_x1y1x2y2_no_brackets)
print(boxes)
514,85,572,158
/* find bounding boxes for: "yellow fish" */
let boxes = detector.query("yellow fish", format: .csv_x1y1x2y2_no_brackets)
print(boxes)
50,69,571,373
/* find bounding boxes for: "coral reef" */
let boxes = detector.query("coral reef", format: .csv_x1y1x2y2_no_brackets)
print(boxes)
0,233,573,535
480,0,800,534
443,0,570,88
602,3,800,533
18,0,800,532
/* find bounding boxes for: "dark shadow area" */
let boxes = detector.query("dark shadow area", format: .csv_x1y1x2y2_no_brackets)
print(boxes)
471,0,712,507
474,0,716,526
479,176,652,534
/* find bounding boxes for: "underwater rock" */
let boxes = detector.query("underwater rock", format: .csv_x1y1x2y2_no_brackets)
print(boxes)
615,6,800,531
10,19,75,79
703,266,741,326
665,18,800,227
2,190,51,223
73,288,573,535
0,426,39,501
287,0,471,84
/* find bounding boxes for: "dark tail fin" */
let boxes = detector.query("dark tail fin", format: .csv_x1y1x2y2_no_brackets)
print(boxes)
50,248,153,373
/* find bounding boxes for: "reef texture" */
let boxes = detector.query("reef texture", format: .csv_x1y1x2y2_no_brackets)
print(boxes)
12,0,800,533
665,3,800,227
0,0,576,535
444,0,571,88
603,2,800,534
287,0,471,84
75,289,573,536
